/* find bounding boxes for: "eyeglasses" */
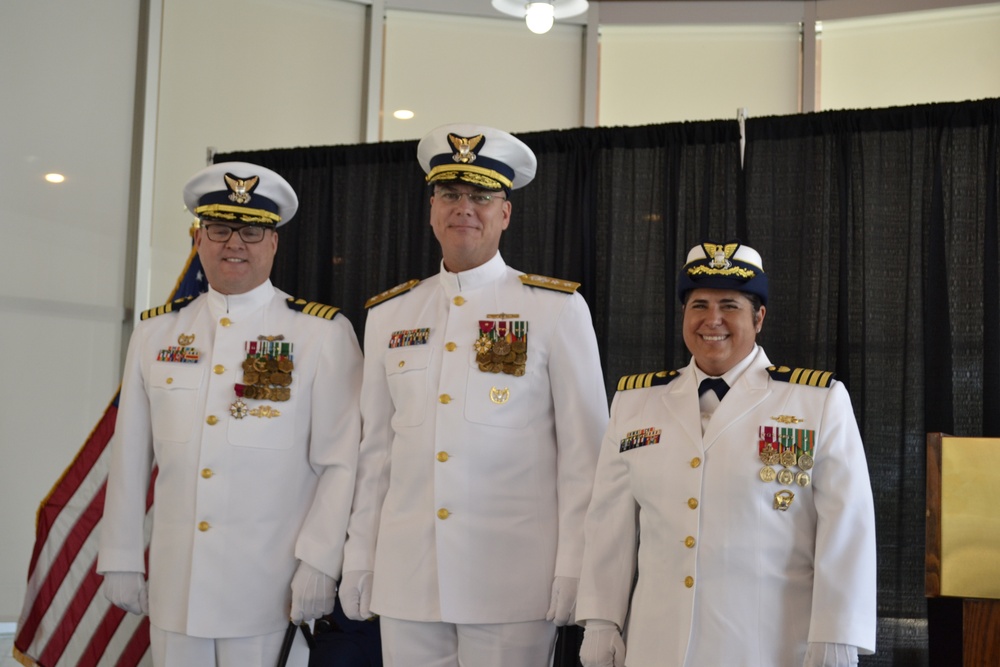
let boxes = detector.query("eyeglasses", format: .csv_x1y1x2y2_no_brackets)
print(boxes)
436,191,507,206
202,223,268,243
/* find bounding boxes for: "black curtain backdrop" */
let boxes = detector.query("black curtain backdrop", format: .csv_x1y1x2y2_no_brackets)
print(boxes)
218,97,1000,667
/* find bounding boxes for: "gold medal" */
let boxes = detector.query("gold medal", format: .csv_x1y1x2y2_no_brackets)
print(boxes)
779,450,798,467
759,444,779,466
796,471,811,487
797,453,814,471
759,466,777,483
230,398,248,419
777,468,795,486
492,339,511,356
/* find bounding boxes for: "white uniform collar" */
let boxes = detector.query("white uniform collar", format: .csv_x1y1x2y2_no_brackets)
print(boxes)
692,344,762,388
438,252,507,294
206,280,275,317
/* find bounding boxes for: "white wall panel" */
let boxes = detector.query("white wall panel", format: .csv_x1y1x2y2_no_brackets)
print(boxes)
821,4,1000,110
599,24,801,125
381,10,585,141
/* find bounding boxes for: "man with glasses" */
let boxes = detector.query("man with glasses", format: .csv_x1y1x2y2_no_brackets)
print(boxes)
98,162,363,667
339,124,609,666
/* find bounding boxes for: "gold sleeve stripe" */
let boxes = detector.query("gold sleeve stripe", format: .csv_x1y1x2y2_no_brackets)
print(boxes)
617,370,679,392
140,296,196,320
789,367,835,387
303,302,340,319
768,365,835,388
286,298,341,319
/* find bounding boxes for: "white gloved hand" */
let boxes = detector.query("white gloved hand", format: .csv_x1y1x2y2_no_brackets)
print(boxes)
290,561,337,624
803,642,859,667
580,620,625,667
338,570,374,621
545,576,579,626
102,571,149,616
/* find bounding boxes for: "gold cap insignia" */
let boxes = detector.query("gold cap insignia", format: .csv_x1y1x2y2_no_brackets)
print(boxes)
224,173,260,205
449,133,484,164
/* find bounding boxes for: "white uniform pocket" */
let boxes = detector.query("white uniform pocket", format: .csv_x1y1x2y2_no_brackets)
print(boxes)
227,400,297,449
463,355,543,429
148,362,204,443
385,346,431,427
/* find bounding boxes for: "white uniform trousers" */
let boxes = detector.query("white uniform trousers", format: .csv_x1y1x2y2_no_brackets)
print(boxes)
380,616,556,667
150,622,309,667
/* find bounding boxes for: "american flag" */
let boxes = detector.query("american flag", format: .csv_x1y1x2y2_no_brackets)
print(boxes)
14,244,207,667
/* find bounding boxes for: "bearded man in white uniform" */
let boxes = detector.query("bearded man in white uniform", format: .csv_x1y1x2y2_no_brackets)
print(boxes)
576,241,877,667
98,162,363,667
338,124,609,667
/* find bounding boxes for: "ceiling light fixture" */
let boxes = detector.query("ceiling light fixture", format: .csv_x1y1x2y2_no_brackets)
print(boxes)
491,0,589,35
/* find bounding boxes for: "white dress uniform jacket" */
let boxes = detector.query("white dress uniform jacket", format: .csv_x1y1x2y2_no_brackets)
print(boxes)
343,253,609,623
98,280,362,638
576,346,876,667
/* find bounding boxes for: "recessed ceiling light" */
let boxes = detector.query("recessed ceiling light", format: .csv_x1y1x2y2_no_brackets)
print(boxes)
45,173,65,184
393,109,415,120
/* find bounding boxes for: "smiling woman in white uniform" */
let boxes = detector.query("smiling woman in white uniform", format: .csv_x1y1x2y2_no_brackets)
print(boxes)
575,241,877,667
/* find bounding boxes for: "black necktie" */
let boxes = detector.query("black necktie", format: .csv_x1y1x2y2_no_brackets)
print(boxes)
699,377,729,401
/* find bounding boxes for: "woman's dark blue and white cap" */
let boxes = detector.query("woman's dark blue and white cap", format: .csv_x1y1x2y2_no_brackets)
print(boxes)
183,161,298,228
677,241,769,305
418,123,537,193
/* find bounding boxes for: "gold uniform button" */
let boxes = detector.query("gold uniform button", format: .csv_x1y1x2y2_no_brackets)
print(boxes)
198,521,211,532
398,361,405,368
685,536,696,548
445,342,457,351
690,457,702,468
213,364,225,375
684,576,694,588
688,498,699,509
220,317,232,327
165,377,174,385
439,394,452,404
453,296,465,306
437,451,450,462
437,508,450,520
206,415,219,425
201,468,213,479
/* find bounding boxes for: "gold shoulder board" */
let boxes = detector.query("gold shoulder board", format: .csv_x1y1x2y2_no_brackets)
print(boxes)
766,366,835,388
617,369,681,392
365,279,420,309
140,295,197,321
286,298,341,320
519,274,580,294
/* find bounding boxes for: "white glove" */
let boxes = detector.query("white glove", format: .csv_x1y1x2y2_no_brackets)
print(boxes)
803,642,859,667
290,561,337,624
545,576,579,626
102,571,148,616
338,570,374,621
580,620,625,667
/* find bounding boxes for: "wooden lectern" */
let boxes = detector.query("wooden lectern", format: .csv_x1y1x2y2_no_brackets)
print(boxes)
926,433,1000,665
